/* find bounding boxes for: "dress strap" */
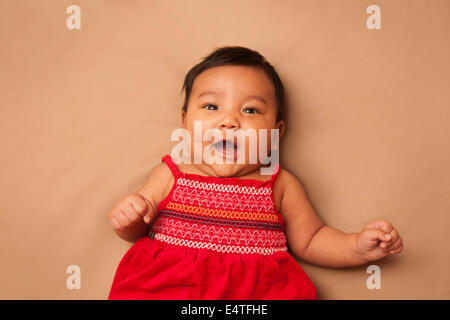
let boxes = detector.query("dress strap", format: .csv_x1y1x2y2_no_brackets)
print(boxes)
270,162,281,184
161,154,180,179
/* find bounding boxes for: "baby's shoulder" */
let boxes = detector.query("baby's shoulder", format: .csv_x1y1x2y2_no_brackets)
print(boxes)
272,167,298,210
151,161,174,180
136,161,174,207
274,167,301,192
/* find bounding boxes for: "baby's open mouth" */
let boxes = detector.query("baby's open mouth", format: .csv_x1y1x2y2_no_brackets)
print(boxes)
211,139,239,159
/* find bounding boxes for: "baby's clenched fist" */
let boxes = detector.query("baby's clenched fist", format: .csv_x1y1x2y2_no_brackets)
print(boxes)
109,193,155,232
354,219,404,263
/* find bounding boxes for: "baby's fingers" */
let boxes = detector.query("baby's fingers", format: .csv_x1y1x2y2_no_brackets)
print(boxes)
387,236,404,254
365,220,393,234
143,211,152,224
379,228,400,249
112,210,132,231
129,193,149,218
389,244,404,255
111,216,123,231
363,228,392,243
384,228,400,246
142,197,156,224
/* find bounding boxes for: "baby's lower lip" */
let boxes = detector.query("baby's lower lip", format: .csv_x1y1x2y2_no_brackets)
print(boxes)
221,148,238,160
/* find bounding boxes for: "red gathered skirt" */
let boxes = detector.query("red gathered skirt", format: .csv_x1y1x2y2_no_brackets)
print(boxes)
108,236,318,300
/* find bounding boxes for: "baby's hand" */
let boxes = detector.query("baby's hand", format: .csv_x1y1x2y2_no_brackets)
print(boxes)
354,219,404,262
109,193,155,232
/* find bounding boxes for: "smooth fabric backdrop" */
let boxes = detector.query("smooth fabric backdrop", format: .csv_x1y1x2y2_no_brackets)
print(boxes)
0,0,449,299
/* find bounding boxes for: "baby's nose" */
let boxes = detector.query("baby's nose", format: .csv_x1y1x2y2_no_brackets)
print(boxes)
219,118,239,129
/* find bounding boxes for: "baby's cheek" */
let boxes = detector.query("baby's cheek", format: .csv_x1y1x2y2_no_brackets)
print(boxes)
258,132,274,157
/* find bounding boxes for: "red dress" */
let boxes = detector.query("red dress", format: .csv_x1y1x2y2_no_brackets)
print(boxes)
108,154,318,300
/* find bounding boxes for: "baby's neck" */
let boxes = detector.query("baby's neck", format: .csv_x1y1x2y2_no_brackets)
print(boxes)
177,162,273,181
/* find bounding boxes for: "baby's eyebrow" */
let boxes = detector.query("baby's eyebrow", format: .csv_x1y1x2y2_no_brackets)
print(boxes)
197,90,225,98
197,90,267,105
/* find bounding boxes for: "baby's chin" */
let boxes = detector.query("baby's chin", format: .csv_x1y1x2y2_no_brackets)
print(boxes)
203,162,259,179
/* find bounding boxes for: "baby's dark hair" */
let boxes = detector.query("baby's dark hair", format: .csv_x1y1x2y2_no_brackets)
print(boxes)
181,46,286,124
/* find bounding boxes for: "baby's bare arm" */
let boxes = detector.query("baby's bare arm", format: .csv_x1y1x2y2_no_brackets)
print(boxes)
109,162,173,243
280,170,403,268
279,170,367,268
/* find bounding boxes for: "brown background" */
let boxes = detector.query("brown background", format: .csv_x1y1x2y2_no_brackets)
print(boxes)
0,0,449,299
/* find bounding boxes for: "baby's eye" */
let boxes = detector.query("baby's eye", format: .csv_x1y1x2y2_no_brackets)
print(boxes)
203,104,218,111
243,107,259,114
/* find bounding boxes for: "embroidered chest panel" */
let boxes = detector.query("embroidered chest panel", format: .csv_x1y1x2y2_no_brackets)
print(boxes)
149,177,288,256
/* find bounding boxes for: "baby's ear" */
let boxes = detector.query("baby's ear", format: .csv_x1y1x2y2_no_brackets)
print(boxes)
276,120,286,140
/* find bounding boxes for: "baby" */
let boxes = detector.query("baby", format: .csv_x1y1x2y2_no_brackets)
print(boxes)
108,46,404,300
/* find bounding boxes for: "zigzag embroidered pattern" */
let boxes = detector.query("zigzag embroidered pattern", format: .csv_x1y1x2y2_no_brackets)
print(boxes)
177,178,272,195
172,186,275,212
158,210,282,230
150,232,288,256
152,216,287,248
165,201,280,223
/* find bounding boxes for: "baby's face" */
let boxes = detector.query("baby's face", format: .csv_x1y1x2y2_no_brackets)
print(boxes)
182,65,285,178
